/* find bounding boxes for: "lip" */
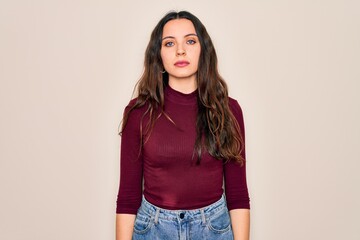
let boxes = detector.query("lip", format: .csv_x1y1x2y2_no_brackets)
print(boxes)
174,60,190,67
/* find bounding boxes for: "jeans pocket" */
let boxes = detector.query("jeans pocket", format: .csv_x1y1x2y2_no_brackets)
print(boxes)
133,212,153,235
207,208,231,234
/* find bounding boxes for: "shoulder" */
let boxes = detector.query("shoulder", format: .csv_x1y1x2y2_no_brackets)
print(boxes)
228,97,244,118
122,97,149,128
127,97,138,107
124,97,147,115
121,98,150,135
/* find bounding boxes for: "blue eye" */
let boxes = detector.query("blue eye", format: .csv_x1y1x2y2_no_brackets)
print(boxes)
187,39,196,44
165,42,174,47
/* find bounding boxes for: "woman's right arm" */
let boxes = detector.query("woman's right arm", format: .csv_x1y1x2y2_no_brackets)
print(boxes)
116,214,136,240
116,102,144,240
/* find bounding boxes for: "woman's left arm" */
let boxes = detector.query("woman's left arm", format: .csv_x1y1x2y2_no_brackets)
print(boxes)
229,208,250,240
226,99,250,240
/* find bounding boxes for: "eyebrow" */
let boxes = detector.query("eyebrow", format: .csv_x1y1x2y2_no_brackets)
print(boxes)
162,33,198,41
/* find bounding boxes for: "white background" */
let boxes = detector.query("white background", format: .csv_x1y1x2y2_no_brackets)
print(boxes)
1,0,359,239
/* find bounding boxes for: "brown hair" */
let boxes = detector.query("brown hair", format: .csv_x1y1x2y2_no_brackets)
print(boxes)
119,11,244,165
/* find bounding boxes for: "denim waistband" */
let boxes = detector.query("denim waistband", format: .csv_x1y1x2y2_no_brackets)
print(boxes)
138,194,228,223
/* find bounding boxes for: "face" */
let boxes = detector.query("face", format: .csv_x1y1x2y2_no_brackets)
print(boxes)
160,19,201,85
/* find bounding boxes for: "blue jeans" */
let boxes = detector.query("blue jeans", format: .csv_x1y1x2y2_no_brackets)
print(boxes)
132,194,234,240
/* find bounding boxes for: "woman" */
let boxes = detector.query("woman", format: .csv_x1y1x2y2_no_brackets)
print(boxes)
116,11,250,240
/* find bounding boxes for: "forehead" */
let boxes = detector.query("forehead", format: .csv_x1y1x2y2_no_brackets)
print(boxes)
162,19,196,37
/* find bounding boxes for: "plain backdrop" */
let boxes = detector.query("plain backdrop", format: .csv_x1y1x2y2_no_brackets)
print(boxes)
1,0,359,239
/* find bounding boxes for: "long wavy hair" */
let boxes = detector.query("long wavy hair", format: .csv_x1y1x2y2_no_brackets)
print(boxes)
119,11,245,165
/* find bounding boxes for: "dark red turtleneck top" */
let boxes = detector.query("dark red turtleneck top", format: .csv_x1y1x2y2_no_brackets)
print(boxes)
116,86,250,214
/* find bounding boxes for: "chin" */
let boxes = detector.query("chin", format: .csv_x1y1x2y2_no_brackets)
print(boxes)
169,72,197,79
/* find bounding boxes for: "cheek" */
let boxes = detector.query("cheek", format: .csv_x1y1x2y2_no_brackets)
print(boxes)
160,51,171,66
190,46,200,57
192,49,201,65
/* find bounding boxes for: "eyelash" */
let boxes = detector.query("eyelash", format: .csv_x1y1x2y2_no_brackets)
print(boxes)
164,39,197,47
164,42,174,47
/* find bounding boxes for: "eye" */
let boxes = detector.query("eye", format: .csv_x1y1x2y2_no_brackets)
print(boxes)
187,39,196,45
164,41,174,47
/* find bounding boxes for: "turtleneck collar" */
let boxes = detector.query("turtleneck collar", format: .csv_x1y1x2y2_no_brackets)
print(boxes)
164,85,198,105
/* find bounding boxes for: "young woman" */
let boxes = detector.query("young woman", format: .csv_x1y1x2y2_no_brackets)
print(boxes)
116,11,250,240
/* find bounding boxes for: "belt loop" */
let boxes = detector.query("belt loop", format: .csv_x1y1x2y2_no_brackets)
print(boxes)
201,209,206,224
154,208,160,225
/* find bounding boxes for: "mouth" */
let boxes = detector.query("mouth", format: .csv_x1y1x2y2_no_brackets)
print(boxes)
174,60,190,67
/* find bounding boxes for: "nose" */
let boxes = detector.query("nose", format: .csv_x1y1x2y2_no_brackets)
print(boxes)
176,46,186,56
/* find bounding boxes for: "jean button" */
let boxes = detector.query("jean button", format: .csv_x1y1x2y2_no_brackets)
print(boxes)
179,212,185,219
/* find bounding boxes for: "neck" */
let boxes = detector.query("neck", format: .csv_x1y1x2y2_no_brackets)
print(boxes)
168,76,197,94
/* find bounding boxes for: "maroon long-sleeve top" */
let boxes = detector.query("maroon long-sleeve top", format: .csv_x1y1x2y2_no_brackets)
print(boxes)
116,85,250,214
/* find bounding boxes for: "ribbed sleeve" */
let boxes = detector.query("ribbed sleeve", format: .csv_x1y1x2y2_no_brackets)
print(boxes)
224,98,250,210
116,99,144,214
